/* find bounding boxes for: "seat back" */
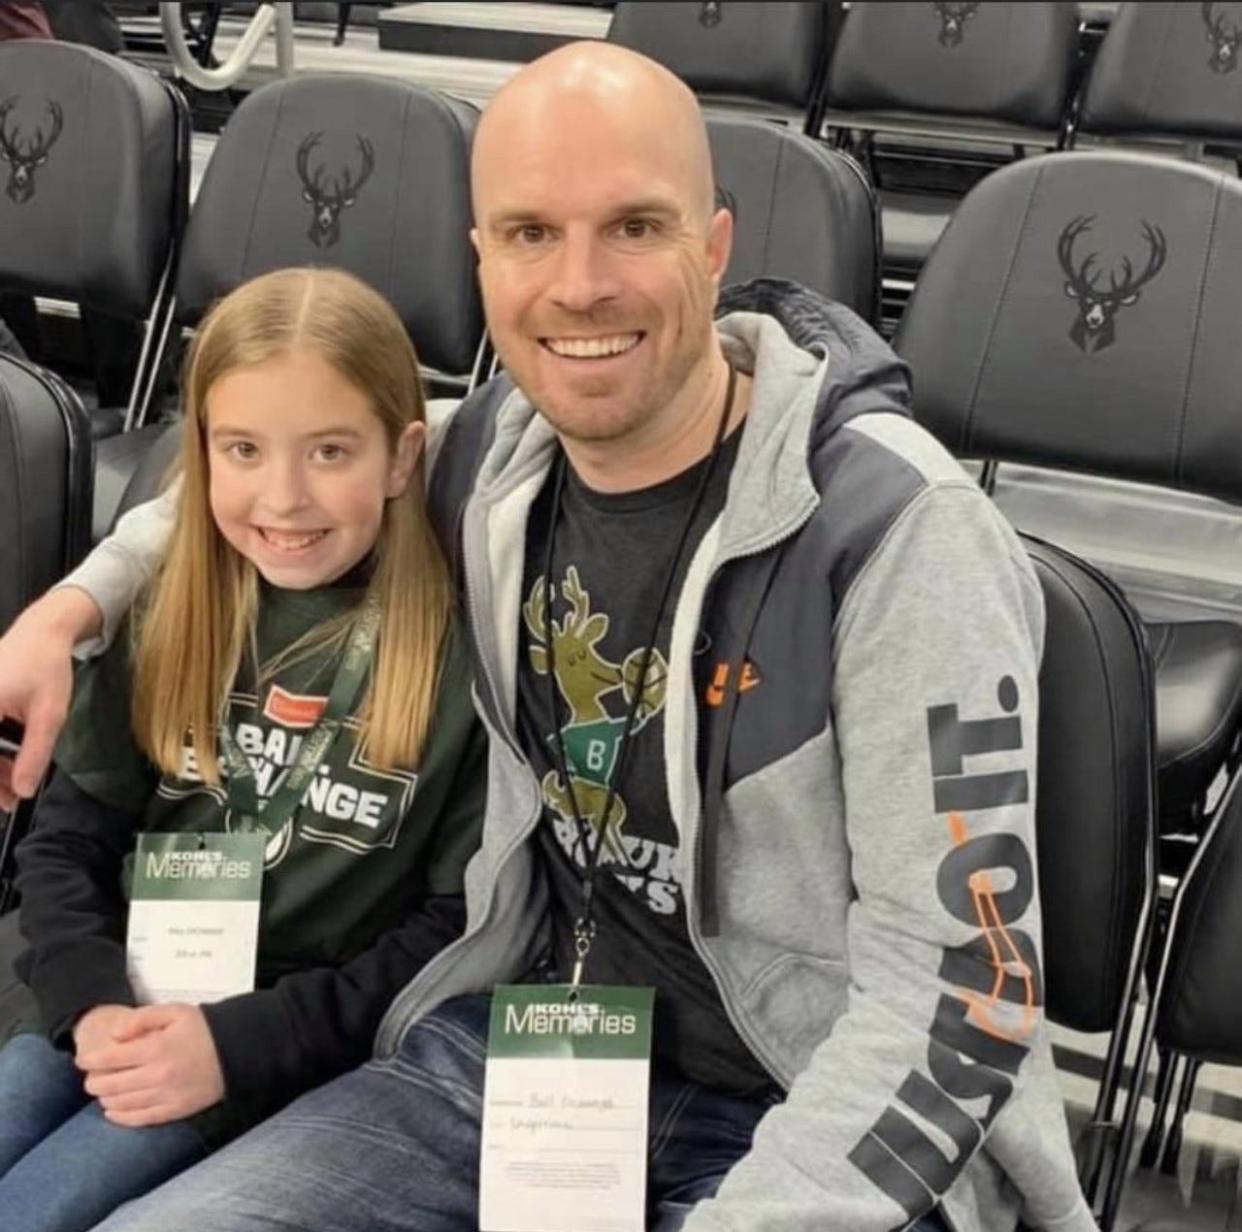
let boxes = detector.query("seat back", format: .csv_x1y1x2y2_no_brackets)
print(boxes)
895,151,1242,506
1080,1,1242,144
1154,770,1242,1062
110,419,182,530
708,115,879,321
0,40,184,319
0,354,94,911
175,73,483,379
0,354,93,634
607,1,832,114
1024,535,1156,1034
825,1,1078,131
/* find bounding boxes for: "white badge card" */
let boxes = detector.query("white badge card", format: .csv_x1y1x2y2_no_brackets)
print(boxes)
125,833,264,1005
480,985,655,1232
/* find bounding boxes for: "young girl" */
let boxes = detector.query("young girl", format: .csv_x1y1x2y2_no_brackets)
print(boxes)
0,268,485,1232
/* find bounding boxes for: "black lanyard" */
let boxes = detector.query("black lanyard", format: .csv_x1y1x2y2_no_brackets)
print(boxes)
542,363,739,991
217,598,379,832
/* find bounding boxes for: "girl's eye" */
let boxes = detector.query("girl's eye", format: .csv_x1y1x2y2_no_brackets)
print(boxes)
315,443,348,462
226,441,258,461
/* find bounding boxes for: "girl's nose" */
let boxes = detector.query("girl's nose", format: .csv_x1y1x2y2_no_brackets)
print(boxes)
259,458,311,515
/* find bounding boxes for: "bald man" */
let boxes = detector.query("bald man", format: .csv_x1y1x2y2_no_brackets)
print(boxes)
4,43,1091,1232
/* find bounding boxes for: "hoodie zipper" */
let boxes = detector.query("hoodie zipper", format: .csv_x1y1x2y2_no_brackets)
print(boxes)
683,504,819,1088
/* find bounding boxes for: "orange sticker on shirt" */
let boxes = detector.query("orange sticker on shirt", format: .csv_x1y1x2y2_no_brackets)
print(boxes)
263,685,328,729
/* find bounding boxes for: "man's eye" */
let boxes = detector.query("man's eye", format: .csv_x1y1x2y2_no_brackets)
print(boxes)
516,224,547,244
621,218,656,239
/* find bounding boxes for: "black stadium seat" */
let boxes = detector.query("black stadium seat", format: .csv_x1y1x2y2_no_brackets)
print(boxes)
1078,0,1242,152
0,353,93,912
818,1,1079,288
1108,766,1242,1232
172,73,481,367
895,149,1242,887
93,71,486,539
0,40,188,440
1022,535,1157,1220
707,114,879,322
607,0,836,122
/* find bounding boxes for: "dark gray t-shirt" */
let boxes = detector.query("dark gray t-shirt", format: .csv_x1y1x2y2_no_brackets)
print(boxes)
517,429,775,1095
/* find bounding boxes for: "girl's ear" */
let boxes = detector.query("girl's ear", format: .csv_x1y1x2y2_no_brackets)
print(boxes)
386,421,426,499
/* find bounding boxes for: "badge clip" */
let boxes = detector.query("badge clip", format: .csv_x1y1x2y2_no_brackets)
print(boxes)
568,917,596,1001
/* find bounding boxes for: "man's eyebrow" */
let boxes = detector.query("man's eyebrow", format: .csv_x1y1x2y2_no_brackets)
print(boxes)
486,209,545,232
608,199,681,219
486,199,683,230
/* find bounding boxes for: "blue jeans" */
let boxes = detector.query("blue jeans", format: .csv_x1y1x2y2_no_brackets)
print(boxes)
97,995,949,1231
0,1032,207,1232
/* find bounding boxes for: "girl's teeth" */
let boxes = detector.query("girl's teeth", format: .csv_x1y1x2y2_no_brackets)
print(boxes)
262,529,325,551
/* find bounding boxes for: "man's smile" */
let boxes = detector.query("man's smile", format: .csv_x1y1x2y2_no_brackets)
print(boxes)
540,332,644,359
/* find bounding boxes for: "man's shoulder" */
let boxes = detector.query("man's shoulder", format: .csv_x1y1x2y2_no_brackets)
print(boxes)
825,409,976,493
804,408,1005,609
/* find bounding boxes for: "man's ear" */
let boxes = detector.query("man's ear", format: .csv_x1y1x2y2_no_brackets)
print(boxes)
386,422,427,499
706,206,733,291
470,226,482,258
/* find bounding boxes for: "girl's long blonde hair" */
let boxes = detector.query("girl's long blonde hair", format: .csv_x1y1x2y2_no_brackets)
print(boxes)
132,267,451,783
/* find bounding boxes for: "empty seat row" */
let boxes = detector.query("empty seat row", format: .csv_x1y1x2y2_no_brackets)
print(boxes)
611,2,1242,298
0,35,884,543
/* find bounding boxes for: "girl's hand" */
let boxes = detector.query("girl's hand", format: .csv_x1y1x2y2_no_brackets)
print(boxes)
72,1003,138,1057
77,1003,226,1126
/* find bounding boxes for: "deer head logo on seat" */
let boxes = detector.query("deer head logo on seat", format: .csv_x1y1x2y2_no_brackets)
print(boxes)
932,2,980,47
0,98,64,205
1058,216,1168,354
1202,1,1242,73
295,132,375,248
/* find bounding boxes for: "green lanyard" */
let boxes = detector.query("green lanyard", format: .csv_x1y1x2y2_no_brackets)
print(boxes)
216,599,380,832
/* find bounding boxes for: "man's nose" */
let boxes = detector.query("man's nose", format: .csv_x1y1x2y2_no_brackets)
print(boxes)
548,232,620,315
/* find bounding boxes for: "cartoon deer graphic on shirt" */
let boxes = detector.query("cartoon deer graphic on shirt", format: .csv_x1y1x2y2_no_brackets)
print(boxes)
524,566,668,857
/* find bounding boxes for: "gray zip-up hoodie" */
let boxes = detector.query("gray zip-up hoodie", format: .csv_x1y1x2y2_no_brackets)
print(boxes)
66,280,1094,1232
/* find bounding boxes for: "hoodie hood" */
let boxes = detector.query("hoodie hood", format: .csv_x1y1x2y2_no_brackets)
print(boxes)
718,277,913,438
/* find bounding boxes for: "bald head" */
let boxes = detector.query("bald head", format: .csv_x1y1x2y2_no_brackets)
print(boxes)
467,41,736,485
473,42,715,226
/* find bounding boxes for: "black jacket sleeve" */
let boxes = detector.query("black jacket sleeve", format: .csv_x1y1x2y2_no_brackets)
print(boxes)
14,769,140,1045
200,893,466,1107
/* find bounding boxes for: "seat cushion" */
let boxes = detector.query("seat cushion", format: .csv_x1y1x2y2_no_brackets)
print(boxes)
1150,620,1242,815
880,189,953,275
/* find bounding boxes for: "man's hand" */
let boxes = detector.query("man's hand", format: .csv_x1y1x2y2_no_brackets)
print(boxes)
76,1003,226,1126
72,1003,140,1056
0,586,102,809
